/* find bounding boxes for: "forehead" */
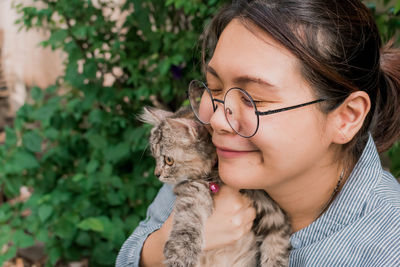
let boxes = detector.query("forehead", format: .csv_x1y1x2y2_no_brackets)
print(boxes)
208,19,311,98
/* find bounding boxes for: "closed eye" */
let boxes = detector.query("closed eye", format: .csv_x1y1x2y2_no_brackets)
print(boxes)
208,88,224,97
253,100,266,106
240,96,253,107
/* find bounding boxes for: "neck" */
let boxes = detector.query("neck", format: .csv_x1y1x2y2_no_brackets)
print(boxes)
266,165,348,233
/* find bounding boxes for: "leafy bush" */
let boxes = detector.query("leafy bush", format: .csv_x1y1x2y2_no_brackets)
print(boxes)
0,0,227,265
368,0,400,177
0,0,399,266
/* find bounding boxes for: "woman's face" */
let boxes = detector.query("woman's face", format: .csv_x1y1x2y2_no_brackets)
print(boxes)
207,19,336,191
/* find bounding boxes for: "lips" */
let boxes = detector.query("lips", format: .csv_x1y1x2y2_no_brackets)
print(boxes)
215,145,255,159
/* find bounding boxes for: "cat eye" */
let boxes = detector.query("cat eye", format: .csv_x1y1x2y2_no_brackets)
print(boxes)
164,156,174,166
188,79,326,138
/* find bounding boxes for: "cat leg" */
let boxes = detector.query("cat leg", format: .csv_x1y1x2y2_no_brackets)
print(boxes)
241,190,291,267
164,180,213,267
258,224,291,267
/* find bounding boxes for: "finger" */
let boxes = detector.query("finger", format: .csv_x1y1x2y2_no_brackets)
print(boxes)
243,204,257,222
245,221,253,232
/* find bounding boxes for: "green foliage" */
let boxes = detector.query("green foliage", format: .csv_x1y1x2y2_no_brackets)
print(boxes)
0,0,228,265
366,0,400,176
366,0,400,43
389,142,400,177
0,0,399,266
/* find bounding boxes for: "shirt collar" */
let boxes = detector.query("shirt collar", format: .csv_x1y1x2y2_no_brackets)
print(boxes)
290,133,382,249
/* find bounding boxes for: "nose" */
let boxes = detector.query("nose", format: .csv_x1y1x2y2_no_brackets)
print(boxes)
154,168,161,178
209,100,236,135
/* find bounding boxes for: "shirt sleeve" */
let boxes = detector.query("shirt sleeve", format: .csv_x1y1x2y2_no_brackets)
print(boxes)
116,183,176,267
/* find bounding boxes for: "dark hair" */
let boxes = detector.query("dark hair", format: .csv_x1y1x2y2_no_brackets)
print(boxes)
201,0,400,164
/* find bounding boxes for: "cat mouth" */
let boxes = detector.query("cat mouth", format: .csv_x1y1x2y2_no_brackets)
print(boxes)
159,176,173,183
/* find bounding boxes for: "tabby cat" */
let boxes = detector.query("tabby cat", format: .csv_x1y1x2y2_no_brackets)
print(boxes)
140,106,291,267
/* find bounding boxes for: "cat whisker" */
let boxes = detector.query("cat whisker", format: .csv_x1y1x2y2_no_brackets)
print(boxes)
139,143,150,162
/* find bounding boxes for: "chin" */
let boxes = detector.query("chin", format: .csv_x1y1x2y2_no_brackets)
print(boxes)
218,165,252,189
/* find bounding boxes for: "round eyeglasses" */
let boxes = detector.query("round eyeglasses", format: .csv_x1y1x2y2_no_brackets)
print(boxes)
188,80,326,138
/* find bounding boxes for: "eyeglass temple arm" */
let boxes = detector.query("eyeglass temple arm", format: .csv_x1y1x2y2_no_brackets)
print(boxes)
256,99,326,116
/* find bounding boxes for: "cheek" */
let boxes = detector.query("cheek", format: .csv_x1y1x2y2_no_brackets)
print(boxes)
255,110,329,170
260,109,324,144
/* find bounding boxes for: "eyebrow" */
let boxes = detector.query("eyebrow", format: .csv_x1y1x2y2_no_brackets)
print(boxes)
206,65,275,89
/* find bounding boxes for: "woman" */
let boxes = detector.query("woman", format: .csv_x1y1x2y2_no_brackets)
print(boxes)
117,0,400,266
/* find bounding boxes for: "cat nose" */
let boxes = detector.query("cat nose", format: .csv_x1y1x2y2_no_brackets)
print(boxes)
154,169,161,178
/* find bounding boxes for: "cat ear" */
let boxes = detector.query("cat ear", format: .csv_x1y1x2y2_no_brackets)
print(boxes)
139,106,173,125
165,118,202,139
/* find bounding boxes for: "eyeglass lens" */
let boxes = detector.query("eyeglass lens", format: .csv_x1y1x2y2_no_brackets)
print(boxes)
188,80,259,137
188,80,214,124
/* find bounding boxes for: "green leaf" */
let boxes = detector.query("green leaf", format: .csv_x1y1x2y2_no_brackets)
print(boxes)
54,216,78,239
48,247,62,266
88,109,103,125
395,1,400,14
124,214,141,232
38,204,53,222
36,228,49,243
87,133,107,149
48,29,68,48
22,131,42,153
86,160,99,173
46,84,57,93
92,241,116,265
65,62,85,88
13,231,35,248
31,96,60,123
76,231,92,246
77,217,104,232
84,59,98,79
106,191,125,206
72,25,87,39
0,204,12,223
44,128,59,139
104,142,130,163
4,127,17,147
96,216,113,240
12,150,39,170
31,86,43,102
72,173,85,182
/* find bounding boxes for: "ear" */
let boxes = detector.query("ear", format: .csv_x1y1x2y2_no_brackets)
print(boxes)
330,91,371,144
165,118,203,140
139,106,173,125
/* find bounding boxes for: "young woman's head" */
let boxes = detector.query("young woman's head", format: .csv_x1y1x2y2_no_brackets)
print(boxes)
192,0,400,190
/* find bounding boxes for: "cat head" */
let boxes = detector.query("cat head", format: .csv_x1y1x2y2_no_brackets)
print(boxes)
140,106,216,184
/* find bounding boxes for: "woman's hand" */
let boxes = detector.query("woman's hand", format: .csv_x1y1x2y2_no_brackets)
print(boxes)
162,185,256,250
140,185,256,266
203,185,256,250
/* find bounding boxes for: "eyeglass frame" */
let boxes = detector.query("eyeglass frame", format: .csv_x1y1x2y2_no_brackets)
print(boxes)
188,80,327,138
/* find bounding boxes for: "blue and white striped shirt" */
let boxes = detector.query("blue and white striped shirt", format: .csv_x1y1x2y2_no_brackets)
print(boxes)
116,134,400,266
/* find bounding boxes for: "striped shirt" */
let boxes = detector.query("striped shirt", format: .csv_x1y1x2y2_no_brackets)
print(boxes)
116,134,400,266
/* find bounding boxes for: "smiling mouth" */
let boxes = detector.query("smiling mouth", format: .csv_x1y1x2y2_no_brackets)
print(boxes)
216,147,256,159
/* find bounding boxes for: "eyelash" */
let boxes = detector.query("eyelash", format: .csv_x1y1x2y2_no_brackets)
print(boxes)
208,88,264,103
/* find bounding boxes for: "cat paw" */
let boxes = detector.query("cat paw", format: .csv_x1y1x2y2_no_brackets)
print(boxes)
164,245,197,267
164,258,196,267
164,260,185,267
260,258,289,267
